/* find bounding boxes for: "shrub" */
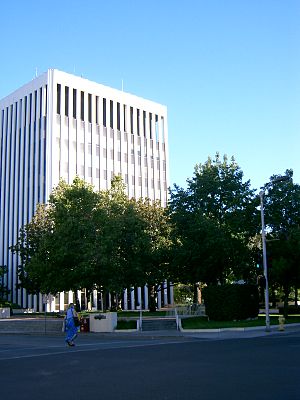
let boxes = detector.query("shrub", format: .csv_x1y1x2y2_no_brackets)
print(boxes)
116,320,137,330
202,284,259,321
278,305,300,315
0,301,21,310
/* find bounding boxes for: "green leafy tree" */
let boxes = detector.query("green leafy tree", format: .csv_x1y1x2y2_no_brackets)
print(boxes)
134,199,173,311
94,178,172,311
92,176,132,307
169,153,257,289
11,203,52,294
46,177,99,293
263,171,300,315
12,174,173,311
12,177,99,296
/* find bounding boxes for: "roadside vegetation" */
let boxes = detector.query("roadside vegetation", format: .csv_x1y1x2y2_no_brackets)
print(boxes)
3,153,300,320
181,315,300,329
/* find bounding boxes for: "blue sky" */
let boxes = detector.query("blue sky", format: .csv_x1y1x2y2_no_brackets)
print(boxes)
1,0,299,191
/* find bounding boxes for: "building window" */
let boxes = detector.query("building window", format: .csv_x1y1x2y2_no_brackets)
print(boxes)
103,148,107,158
124,153,128,163
34,90,37,121
73,89,77,119
96,145,100,156
88,167,92,177
123,104,127,131
80,91,84,121
96,168,100,178
110,100,113,129
110,149,114,160
130,107,133,134
88,143,92,154
88,93,92,123
143,111,146,137
117,102,120,130
104,170,107,180
57,84,61,114
95,96,99,124
65,87,69,117
155,114,159,141
103,98,106,127
137,109,140,136
149,113,152,139
125,174,128,184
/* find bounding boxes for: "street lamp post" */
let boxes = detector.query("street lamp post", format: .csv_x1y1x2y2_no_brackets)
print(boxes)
259,190,270,331
259,176,290,332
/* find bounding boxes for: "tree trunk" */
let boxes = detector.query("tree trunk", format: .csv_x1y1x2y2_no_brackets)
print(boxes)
74,291,81,312
102,290,107,311
283,286,289,318
193,283,200,304
271,287,277,308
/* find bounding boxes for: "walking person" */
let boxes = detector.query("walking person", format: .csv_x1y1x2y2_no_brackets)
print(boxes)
64,303,79,347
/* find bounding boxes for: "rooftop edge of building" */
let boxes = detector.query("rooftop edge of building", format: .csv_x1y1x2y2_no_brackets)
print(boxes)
0,69,167,112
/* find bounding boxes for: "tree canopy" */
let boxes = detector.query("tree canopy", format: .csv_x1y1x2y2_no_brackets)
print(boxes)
11,176,172,304
10,155,300,313
168,153,258,286
262,170,300,314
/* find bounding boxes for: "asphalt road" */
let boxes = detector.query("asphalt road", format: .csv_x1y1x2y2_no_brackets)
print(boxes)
0,331,299,400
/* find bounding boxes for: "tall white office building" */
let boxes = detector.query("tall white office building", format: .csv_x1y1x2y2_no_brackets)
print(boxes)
0,69,171,311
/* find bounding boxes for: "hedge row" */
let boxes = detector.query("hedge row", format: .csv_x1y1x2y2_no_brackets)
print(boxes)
203,284,259,321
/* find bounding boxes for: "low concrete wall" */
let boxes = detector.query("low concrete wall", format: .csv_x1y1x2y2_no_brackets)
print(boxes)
0,318,63,334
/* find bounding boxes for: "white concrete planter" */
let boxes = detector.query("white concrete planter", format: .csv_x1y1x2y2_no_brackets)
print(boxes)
89,312,117,332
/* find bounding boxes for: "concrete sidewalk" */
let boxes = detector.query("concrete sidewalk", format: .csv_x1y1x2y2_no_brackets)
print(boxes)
1,316,300,340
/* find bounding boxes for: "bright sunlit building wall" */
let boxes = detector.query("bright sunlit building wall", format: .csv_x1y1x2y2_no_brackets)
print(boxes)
0,69,171,311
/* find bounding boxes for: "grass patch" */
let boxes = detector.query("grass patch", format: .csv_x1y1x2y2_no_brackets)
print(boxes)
181,315,300,329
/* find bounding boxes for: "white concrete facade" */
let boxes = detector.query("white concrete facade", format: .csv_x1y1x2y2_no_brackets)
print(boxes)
0,69,171,311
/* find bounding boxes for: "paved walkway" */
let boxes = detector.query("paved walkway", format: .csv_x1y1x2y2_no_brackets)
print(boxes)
125,323,300,340
1,316,300,340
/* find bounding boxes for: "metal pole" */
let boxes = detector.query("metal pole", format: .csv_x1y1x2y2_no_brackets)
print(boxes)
260,190,271,332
